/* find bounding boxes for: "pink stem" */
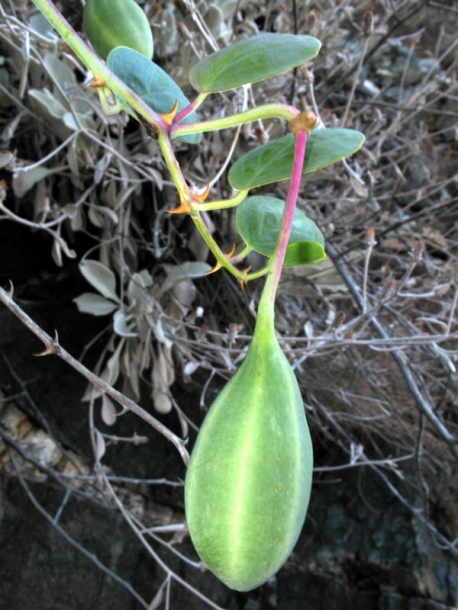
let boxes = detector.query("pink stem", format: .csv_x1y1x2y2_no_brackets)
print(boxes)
174,93,207,124
258,130,308,321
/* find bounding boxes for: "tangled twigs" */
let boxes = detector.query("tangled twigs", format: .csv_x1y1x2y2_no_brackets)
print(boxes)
0,283,190,466
326,245,458,462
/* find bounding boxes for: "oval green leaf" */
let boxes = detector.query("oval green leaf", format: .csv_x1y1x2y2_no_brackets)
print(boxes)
107,47,202,145
228,128,365,190
190,33,321,93
83,0,154,61
236,196,325,266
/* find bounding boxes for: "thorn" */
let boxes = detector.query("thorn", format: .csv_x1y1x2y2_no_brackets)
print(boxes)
159,100,179,126
238,266,252,290
192,183,211,203
166,197,191,214
34,348,52,357
90,72,106,88
206,260,222,275
206,245,237,275
225,244,236,259
7,280,14,297
166,192,191,214
34,330,59,357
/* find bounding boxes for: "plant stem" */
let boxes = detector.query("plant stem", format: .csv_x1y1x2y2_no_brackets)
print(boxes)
190,213,247,279
0,284,190,464
29,0,309,292
195,189,248,212
31,0,165,133
157,131,192,205
257,130,308,324
171,104,298,139
175,92,208,123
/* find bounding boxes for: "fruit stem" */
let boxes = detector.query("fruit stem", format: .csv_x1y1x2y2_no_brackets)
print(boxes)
257,129,308,330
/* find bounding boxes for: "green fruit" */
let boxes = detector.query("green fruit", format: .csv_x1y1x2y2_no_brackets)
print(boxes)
185,313,313,591
83,0,154,60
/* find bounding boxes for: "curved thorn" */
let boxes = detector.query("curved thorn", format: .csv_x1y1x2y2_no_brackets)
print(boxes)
34,347,53,357
166,199,191,214
159,100,179,126
90,71,106,89
238,266,252,290
225,244,236,260
193,183,211,203
34,330,60,357
206,244,237,275
206,259,222,275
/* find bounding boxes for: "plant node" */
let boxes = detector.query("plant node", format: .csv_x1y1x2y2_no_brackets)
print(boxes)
288,110,319,136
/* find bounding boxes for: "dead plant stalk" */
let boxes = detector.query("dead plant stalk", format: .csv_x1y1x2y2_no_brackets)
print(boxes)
0,283,190,465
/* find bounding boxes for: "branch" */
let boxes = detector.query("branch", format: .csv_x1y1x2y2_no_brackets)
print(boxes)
0,283,190,466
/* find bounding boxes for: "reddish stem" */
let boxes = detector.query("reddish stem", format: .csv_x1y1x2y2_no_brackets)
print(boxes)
258,129,308,324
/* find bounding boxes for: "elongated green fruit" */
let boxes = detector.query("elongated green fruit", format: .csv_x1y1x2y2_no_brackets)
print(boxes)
83,0,154,60
185,313,313,591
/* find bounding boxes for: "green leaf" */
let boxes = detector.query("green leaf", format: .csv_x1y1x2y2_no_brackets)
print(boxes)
228,128,365,190
127,270,153,313
104,338,125,385
284,240,326,267
107,47,202,145
83,0,154,61
189,33,321,93
235,196,325,266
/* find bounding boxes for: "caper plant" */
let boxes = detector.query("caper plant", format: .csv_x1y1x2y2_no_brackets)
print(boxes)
30,0,364,592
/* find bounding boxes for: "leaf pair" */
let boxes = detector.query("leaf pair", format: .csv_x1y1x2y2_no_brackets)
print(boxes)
107,33,322,144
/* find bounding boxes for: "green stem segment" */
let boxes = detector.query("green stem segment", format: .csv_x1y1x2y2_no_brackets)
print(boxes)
172,104,299,139
157,131,191,204
195,189,249,212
